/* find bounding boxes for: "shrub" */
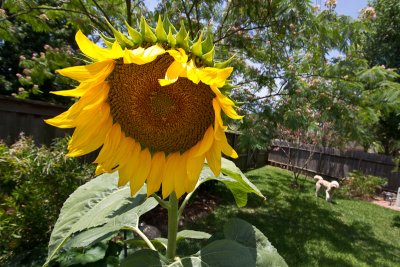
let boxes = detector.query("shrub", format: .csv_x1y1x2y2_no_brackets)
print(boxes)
0,135,94,263
341,170,386,199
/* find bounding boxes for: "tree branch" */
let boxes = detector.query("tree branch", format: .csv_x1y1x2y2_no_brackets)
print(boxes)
125,0,132,26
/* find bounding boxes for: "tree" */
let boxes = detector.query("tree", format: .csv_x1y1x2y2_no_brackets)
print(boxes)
359,0,400,155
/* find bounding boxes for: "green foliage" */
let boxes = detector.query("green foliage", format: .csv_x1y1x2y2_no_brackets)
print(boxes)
0,135,94,263
42,158,277,267
44,173,158,266
13,45,80,103
192,165,400,266
341,171,387,199
200,158,265,207
120,219,287,267
363,0,400,69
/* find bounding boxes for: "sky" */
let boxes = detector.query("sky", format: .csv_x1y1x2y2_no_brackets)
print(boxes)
146,0,370,19
323,0,369,18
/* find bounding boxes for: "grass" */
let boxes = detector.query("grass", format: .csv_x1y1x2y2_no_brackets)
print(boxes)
189,165,400,267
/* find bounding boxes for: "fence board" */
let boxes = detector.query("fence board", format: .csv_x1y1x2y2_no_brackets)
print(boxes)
0,96,70,145
268,140,400,192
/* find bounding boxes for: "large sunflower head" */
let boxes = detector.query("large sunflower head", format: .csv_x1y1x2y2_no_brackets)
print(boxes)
46,16,243,199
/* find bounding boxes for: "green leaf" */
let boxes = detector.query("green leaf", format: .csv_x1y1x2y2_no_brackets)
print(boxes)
223,218,288,267
125,20,143,44
177,230,211,241
156,15,167,42
120,249,165,267
202,46,215,65
200,158,264,207
65,212,138,248
191,32,203,57
167,27,177,48
176,21,189,50
106,20,133,47
55,243,107,266
214,54,235,68
99,32,115,48
200,239,255,267
202,32,214,54
44,173,158,266
163,16,177,34
140,16,157,43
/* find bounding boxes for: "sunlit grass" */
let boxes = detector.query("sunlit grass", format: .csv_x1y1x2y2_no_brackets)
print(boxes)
190,165,400,267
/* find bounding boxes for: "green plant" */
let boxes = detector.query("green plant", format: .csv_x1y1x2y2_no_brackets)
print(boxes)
0,135,94,263
341,170,387,199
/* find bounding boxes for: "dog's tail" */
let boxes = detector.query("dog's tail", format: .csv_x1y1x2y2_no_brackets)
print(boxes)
314,175,323,181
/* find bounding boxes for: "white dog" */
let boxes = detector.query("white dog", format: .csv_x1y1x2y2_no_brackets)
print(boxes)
314,175,340,202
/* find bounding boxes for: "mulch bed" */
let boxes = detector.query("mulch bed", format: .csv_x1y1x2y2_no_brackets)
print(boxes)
140,190,218,236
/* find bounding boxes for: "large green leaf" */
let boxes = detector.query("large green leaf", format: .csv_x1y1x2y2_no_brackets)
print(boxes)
44,172,158,266
200,239,255,266
200,158,265,207
120,249,165,267
223,218,288,267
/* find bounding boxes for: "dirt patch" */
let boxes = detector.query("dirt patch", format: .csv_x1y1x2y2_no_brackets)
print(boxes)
140,191,218,236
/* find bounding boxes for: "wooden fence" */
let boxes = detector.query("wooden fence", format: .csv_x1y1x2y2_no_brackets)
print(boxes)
268,140,400,192
0,95,70,145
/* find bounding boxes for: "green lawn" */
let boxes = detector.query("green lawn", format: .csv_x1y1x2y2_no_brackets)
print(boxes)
190,165,400,267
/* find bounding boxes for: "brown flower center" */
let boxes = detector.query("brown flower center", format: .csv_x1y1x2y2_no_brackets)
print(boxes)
107,54,215,154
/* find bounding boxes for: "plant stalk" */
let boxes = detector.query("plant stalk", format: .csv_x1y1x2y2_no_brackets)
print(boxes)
166,192,179,261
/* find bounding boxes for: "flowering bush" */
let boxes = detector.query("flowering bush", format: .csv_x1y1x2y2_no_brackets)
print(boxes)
0,135,94,263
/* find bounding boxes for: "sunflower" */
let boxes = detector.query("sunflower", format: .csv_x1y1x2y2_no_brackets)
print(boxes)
46,17,242,199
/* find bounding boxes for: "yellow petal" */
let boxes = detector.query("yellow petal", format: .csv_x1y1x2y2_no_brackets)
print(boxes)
94,123,122,164
212,98,224,129
68,104,110,150
143,44,165,58
186,59,200,84
57,59,115,82
189,126,214,158
44,99,87,128
117,141,141,187
162,153,179,199
129,148,152,196
67,116,112,157
110,40,124,58
76,30,120,60
173,152,188,199
146,152,166,196
95,164,106,176
199,67,233,87
83,83,109,110
167,48,188,63
211,89,243,120
220,101,243,120
123,45,165,65
159,61,186,86
186,154,205,193
205,139,221,176
50,79,105,97
107,136,136,172
215,126,238,158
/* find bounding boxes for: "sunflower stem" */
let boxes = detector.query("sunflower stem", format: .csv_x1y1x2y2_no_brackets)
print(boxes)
166,192,179,261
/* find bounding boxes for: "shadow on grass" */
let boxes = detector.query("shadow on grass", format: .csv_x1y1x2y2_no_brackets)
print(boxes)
393,215,400,228
190,166,400,267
